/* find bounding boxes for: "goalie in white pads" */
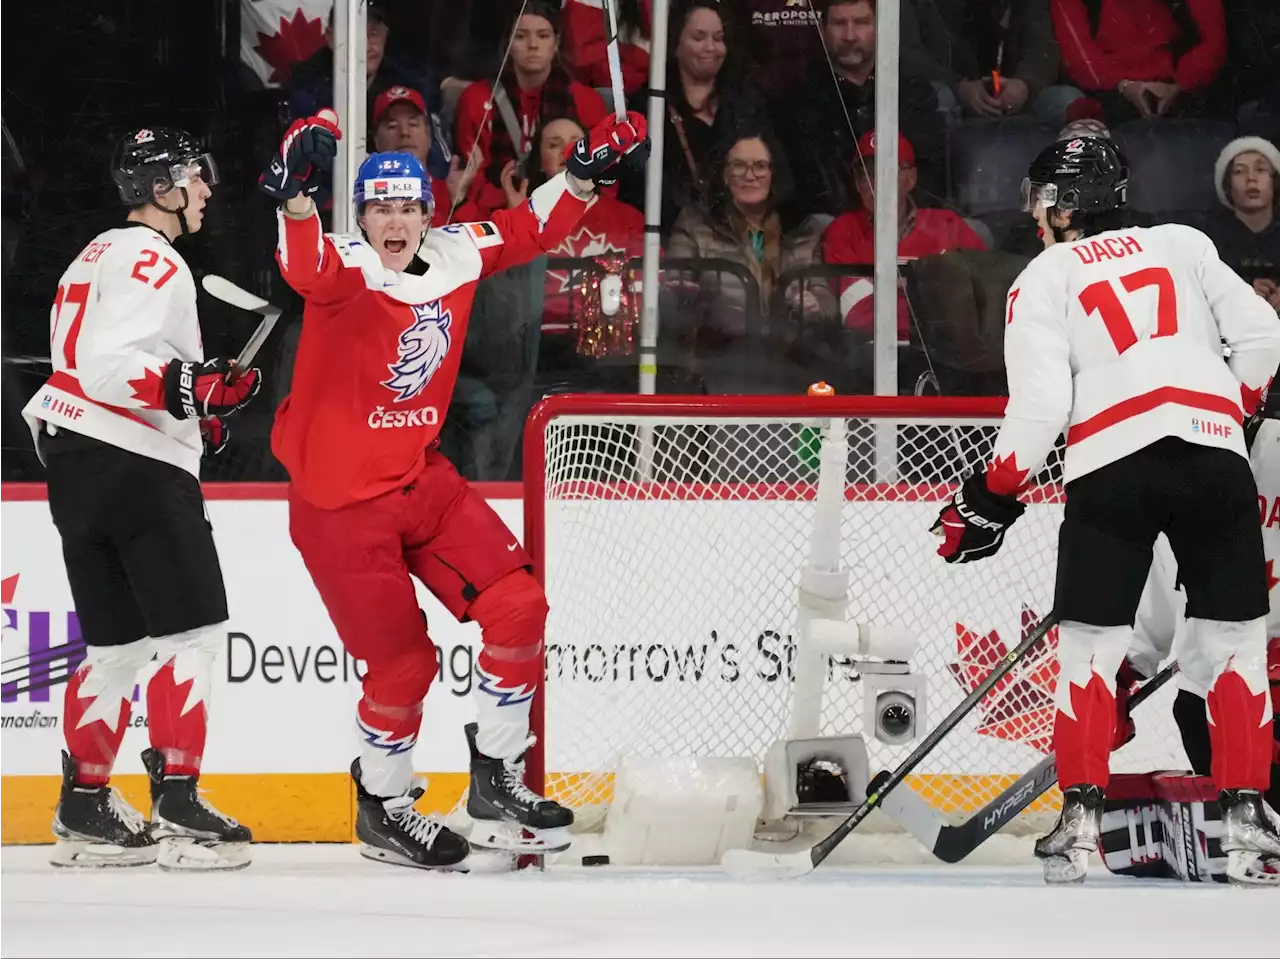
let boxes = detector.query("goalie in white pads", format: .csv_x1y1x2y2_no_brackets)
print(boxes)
932,136,1280,885
20,127,260,870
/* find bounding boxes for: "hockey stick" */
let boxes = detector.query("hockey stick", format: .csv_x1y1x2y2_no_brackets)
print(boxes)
200,274,282,372
877,660,1180,863
599,0,628,120
721,612,1061,878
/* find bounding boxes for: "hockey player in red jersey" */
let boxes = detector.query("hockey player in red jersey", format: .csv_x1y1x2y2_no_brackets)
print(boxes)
21,127,259,869
259,109,647,870
931,136,1280,885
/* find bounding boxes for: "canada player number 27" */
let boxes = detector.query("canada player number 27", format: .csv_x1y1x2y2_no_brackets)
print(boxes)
1078,266,1178,355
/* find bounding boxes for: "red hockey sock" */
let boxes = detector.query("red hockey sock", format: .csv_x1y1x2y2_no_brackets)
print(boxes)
147,658,208,777
1052,671,1116,790
470,572,546,759
1207,669,1272,791
63,663,132,786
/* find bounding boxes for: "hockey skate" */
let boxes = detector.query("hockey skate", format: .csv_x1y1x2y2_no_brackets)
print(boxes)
1219,789,1280,886
51,751,157,868
142,748,252,871
352,759,471,871
1034,784,1104,884
464,722,573,855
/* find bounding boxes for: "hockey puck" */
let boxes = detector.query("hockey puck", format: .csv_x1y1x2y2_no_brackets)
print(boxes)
582,854,610,866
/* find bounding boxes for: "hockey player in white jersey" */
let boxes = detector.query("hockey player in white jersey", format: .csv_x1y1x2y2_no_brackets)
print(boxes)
21,127,261,869
932,135,1280,885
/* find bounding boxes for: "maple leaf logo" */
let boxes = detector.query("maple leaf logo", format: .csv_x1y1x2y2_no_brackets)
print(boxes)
1,574,17,606
550,225,622,294
255,9,327,86
986,452,1031,496
126,367,166,410
948,607,1060,754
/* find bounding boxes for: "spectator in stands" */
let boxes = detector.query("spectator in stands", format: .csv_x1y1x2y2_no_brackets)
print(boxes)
454,1,608,219
822,131,987,340
739,0,826,95
902,0,1082,125
561,0,652,95
666,132,821,348
622,0,769,233
495,116,645,362
1049,0,1227,122
773,0,942,220
287,0,452,180
371,86,478,226
1206,136,1280,311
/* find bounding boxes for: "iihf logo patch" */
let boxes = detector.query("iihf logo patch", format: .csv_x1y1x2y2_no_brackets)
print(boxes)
382,302,452,402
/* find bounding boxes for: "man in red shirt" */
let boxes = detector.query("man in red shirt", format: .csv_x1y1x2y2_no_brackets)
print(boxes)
258,108,646,871
370,85,475,226
822,130,986,340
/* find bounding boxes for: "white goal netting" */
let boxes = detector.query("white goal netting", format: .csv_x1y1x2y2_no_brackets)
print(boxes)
528,397,1188,850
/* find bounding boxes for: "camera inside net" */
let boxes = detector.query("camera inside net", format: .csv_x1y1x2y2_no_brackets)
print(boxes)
860,669,926,747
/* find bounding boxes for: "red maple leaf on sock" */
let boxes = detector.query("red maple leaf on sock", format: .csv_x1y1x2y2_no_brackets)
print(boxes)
948,607,1060,754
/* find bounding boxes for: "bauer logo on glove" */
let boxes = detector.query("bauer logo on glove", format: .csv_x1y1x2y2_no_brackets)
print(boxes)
564,112,649,183
932,471,1027,564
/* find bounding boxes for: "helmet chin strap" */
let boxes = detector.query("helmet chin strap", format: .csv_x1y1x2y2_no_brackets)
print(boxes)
150,186,191,238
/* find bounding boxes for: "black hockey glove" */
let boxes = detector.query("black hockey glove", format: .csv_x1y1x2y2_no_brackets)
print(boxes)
932,471,1026,564
565,112,648,184
163,358,261,421
259,113,342,202
200,415,229,457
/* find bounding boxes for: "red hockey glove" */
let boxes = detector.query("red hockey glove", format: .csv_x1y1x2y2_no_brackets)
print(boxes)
1112,658,1145,752
199,415,229,456
564,111,648,184
932,471,1026,564
163,358,261,420
259,113,342,201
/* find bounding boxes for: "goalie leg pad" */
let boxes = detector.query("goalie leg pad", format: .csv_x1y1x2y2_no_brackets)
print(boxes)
1052,621,1129,789
63,637,154,785
147,623,223,776
469,571,547,761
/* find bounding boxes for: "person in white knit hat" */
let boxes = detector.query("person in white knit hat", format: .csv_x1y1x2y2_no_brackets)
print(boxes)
1206,136,1280,312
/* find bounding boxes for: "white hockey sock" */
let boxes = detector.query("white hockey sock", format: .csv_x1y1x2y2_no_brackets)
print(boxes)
355,696,422,798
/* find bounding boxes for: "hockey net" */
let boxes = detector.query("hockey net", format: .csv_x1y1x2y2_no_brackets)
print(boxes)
523,395,1188,861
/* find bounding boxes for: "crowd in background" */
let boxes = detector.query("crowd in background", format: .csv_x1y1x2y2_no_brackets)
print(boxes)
2,0,1278,483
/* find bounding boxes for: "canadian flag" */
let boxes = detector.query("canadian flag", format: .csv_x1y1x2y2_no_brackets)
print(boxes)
241,0,333,88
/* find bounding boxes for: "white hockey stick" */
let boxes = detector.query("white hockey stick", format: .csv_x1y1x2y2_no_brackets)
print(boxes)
600,0,628,120
201,274,282,370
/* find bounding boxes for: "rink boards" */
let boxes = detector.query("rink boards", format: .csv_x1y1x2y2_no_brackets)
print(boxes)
0,483,1183,844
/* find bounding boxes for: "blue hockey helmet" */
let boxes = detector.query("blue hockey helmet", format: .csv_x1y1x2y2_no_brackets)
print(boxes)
353,152,432,220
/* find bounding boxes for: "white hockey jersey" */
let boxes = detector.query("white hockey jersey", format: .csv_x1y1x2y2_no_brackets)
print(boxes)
21,223,204,478
992,223,1280,491
1130,418,1280,695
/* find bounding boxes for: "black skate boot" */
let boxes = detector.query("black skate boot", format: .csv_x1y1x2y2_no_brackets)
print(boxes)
51,750,157,868
1220,788,1280,886
1034,784,1104,884
465,722,573,854
142,748,252,871
352,759,471,871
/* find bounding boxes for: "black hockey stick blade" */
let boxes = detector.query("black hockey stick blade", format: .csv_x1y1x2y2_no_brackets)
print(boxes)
878,659,1180,862
721,612,1061,878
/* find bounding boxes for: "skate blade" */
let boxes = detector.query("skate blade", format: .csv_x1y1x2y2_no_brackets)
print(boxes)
358,842,473,873
1225,850,1280,886
50,838,158,869
157,837,252,872
469,822,571,854
1040,850,1089,884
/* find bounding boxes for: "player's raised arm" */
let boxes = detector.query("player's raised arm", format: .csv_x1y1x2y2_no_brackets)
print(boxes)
259,112,353,301
1192,229,1280,413
473,111,649,278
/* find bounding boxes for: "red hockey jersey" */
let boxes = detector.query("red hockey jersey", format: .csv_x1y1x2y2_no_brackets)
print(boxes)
272,173,591,509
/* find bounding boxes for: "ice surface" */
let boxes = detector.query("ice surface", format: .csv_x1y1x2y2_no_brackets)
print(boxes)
2,843,1273,958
